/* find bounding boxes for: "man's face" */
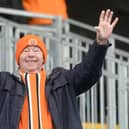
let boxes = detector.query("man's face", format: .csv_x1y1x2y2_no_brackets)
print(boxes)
19,46,44,73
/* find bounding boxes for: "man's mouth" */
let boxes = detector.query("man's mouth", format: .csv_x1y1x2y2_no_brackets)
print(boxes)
25,60,37,62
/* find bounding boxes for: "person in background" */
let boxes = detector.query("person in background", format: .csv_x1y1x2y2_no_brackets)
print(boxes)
0,9,118,129
22,0,68,25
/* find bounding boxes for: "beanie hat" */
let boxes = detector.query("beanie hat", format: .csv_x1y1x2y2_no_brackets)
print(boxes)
15,34,47,65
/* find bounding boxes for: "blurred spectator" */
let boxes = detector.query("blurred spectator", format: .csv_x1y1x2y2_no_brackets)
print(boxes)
22,0,68,25
0,0,28,23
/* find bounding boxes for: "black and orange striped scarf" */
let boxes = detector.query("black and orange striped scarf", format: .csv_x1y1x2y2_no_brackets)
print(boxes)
18,70,53,129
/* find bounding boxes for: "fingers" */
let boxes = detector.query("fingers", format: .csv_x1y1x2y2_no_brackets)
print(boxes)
107,10,113,23
111,17,119,28
99,10,105,23
104,9,111,22
99,9,118,25
101,9,112,23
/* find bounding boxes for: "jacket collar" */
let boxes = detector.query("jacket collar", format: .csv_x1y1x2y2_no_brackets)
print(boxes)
46,67,68,90
0,72,25,96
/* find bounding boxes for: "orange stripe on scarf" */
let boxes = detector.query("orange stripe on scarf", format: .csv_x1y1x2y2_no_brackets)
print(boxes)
18,70,53,129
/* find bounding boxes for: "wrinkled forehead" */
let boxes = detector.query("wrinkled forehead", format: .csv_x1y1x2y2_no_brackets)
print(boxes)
23,45,41,50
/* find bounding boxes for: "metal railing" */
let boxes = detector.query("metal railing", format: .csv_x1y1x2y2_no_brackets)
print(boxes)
0,7,129,129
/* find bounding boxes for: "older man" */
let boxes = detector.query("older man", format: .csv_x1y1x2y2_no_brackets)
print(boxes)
0,9,118,129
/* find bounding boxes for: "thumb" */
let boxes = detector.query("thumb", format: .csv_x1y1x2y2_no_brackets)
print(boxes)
94,26,101,33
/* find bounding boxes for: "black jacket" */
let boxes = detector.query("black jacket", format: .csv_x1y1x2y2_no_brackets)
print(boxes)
0,42,109,129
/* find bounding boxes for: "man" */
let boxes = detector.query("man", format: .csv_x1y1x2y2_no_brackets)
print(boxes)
0,9,118,129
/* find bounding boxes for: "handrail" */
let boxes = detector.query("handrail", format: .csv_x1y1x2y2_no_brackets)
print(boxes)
0,7,128,44
0,7,56,20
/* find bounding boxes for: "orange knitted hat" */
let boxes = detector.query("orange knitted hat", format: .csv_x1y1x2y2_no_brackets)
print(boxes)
15,34,47,65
